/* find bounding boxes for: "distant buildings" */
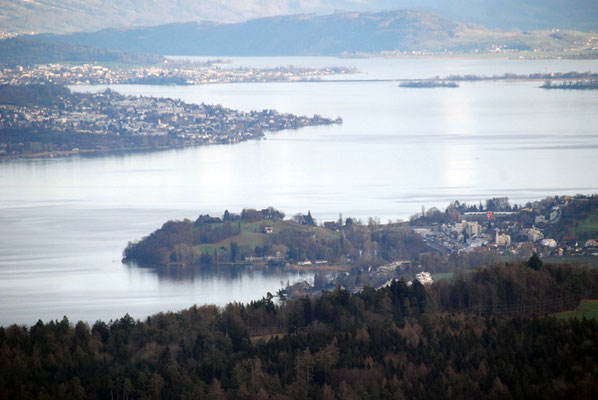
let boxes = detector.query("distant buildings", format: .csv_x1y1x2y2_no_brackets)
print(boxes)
415,272,434,285
0,62,358,87
411,194,597,259
541,239,557,248
527,228,544,242
495,231,511,247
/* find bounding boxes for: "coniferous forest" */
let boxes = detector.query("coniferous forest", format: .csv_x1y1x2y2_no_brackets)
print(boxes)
1,258,597,399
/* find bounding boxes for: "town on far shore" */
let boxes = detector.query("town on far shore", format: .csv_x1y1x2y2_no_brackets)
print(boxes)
0,84,342,158
0,61,358,86
411,194,598,258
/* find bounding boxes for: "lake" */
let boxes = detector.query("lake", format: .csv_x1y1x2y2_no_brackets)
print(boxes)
1,56,597,326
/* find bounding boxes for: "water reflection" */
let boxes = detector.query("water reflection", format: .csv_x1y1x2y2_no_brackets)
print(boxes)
125,261,312,285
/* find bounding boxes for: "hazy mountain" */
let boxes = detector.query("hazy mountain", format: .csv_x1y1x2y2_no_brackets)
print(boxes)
324,1,598,31
1,0,596,34
41,10,592,57
41,10,469,56
0,0,296,34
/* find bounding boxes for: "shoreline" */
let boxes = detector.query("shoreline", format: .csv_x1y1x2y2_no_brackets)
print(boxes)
0,144,187,161
285,263,352,272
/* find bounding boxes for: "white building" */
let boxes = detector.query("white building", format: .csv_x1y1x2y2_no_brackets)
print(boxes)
527,228,544,242
495,231,511,247
454,220,482,237
541,239,557,248
415,272,434,285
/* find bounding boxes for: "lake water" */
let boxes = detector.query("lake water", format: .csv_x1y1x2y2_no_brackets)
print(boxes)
2,57,598,326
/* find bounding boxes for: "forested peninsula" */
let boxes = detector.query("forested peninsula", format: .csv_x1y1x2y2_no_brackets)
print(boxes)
122,208,426,269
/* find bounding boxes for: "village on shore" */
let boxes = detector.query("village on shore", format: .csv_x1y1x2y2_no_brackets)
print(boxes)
0,61,358,86
0,85,342,158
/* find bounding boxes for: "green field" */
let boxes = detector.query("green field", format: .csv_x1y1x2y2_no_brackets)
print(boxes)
194,219,338,256
432,272,454,281
196,231,267,253
554,300,598,321
570,210,598,241
543,256,598,268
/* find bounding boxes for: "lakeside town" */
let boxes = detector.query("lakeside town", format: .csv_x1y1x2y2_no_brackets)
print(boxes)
410,195,598,258
0,85,342,158
283,194,598,298
0,61,358,86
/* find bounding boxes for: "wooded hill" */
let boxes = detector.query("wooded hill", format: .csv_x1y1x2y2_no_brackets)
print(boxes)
1,258,597,399
122,208,427,267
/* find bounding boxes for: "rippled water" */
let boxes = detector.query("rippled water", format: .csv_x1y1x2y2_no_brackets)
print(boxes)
1,57,597,326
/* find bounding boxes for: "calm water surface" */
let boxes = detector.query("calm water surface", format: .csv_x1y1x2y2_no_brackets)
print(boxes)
1,57,598,326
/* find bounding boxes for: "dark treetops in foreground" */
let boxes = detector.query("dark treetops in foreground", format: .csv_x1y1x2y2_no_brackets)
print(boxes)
1,258,597,399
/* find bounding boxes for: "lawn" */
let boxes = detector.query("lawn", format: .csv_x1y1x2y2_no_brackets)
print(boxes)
554,300,598,321
196,231,268,254
194,218,339,256
431,272,454,281
543,256,598,268
565,210,598,241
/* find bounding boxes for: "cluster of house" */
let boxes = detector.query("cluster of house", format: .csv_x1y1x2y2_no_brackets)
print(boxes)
0,89,340,150
0,62,357,86
416,195,598,258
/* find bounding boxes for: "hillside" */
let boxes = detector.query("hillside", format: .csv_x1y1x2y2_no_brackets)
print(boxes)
543,196,598,242
1,0,597,34
39,10,596,57
0,35,163,67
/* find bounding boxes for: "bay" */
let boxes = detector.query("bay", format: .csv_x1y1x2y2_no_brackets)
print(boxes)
1,57,597,326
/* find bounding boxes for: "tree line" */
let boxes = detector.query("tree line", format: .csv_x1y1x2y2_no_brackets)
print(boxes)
1,258,597,399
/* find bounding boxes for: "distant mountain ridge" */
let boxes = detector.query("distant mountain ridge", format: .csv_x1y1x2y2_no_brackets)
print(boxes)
39,9,594,57
44,10,467,56
1,0,597,34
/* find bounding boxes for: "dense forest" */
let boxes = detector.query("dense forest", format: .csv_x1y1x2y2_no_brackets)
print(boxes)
123,209,428,267
1,258,597,399
431,256,598,314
